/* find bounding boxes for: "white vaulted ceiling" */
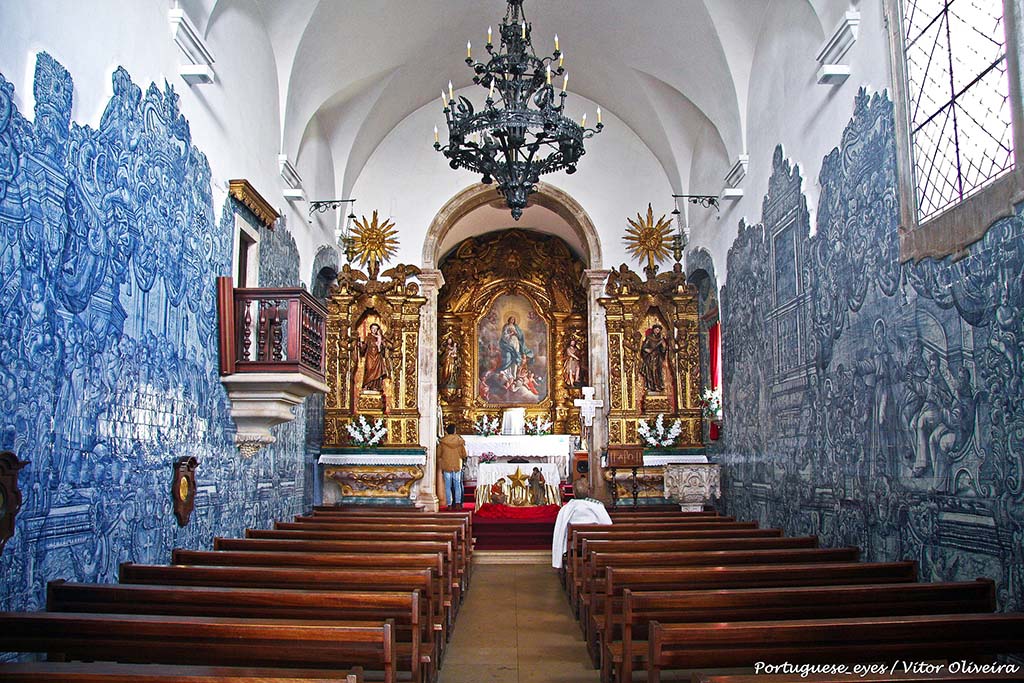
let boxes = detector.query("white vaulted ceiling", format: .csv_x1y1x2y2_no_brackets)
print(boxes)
203,0,837,203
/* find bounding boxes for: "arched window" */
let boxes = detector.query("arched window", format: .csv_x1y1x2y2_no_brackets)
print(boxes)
885,0,1023,261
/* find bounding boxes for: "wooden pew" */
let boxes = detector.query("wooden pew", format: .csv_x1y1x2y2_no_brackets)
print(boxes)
565,528,778,589
692,672,1024,682
0,612,395,683
0,663,364,682
119,564,444,666
569,535,816,608
579,547,861,658
302,510,473,553
603,561,919,596
564,525,779,602
608,579,997,683
608,512,729,521
169,549,454,641
47,581,429,683
305,509,472,538
646,613,1024,683
596,562,919,674
234,532,466,602
244,528,466,580
276,521,472,578
212,537,466,608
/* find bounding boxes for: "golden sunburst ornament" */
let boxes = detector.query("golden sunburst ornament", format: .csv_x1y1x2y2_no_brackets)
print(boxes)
351,210,399,278
624,203,675,271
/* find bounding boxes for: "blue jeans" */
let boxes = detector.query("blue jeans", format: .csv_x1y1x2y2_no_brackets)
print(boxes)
442,470,463,507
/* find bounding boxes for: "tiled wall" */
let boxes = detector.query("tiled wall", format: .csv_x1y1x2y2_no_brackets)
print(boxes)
0,54,310,612
719,89,1024,609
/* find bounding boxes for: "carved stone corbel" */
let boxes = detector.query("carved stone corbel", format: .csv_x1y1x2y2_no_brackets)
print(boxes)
663,463,721,512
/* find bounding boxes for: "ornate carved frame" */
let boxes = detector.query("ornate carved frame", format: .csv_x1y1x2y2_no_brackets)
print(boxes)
600,264,703,446
438,230,589,434
323,265,426,447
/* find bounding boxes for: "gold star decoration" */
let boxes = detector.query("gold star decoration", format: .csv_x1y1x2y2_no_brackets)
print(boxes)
623,203,674,272
351,210,399,279
508,466,529,489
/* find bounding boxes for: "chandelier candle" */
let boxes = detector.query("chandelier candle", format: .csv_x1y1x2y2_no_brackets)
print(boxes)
435,0,603,220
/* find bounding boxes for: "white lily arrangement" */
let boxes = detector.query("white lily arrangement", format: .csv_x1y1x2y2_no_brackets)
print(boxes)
346,415,388,446
524,415,553,436
700,387,723,420
637,413,683,448
474,415,501,436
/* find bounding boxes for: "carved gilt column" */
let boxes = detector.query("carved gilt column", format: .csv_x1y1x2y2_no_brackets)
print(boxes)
416,269,445,511
583,268,611,495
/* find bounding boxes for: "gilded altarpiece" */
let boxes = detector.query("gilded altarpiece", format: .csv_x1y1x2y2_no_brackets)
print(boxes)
600,264,703,446
322,264,426,447
438,231,588,433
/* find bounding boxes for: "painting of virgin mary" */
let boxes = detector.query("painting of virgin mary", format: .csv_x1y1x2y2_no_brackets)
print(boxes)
477,294,548,404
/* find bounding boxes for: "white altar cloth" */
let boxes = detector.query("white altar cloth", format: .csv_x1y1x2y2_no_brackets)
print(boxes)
501,407,526,435
476,462,561,506
318,453,426,466
462,434,574,481
642,453,708,467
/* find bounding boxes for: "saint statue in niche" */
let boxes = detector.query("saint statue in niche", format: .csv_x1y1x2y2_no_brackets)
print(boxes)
439,334,459,389
563,337,584,388
640,324,668,392
358,322,392,392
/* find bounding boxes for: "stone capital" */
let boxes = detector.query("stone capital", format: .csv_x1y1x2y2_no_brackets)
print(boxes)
582,268,612,291
416,268,445,293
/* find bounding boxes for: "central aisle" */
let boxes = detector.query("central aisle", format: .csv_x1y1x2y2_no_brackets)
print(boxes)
441,560,597,682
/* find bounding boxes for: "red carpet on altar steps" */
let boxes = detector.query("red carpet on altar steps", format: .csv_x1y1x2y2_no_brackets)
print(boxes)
466,503,559,550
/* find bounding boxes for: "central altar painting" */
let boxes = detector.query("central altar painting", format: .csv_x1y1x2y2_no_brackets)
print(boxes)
438,229,588,433
477,293,549,405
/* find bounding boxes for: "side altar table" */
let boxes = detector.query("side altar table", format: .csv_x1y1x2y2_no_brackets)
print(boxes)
475,462,561,507
462,434,574,481
317,448,426,506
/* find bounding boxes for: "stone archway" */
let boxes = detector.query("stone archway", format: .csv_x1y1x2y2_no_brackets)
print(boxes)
416,184,611,508
421,182,604,270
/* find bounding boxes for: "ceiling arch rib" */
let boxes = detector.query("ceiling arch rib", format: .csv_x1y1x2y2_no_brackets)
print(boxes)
632,69,732,196
701,0,772,157
250,0,319,150
276,0,750,202
313,67,402,200
280,0,459,162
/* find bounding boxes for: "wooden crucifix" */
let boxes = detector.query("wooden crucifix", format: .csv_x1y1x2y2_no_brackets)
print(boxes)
573,386,603,489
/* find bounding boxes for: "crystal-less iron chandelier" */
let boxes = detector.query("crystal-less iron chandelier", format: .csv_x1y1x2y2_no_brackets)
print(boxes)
434,0,603,220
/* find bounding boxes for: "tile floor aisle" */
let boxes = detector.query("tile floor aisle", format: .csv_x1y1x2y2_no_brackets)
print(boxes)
440,562,599,682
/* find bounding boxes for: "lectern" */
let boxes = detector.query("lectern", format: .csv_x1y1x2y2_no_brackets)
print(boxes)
606,444,644,506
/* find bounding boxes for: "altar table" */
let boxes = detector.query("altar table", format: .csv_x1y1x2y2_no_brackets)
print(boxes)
475,462,561,507
462,434,574,481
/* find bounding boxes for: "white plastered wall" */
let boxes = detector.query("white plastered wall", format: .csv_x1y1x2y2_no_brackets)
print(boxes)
699,0,895,286
350,88,675,269
0,0,334,286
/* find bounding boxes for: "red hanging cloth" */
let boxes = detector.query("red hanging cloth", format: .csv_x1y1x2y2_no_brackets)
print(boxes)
708,322,721,441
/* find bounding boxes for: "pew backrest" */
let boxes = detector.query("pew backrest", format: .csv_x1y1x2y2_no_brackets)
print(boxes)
647,613,1024,682
0,612,395,683
0,662,364,683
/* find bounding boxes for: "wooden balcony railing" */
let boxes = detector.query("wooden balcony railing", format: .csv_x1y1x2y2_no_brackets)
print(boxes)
217,277,327,381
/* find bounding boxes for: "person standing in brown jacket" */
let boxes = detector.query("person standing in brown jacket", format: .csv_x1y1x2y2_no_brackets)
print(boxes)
437,424,467,509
